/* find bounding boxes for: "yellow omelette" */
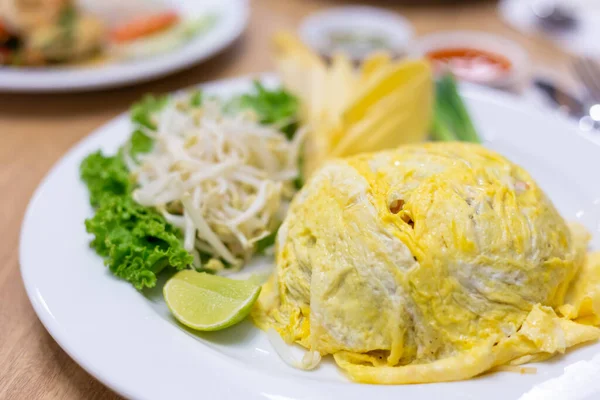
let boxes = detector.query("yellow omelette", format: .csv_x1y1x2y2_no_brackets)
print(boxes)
252,142,600,384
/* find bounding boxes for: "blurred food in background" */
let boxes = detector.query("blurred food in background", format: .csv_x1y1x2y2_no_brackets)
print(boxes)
0,0,216,66
414,31,528,90
427,48,511,84
1,0,67,33
0,0,104,65
78,0,174,28
297,7,529,93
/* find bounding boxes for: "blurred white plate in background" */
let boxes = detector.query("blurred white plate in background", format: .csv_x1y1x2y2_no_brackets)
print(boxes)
0,0,248,92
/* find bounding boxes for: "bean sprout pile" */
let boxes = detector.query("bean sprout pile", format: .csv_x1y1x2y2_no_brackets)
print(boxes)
126,95,304,271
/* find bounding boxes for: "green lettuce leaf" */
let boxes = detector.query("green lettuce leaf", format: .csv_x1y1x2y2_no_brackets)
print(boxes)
189,89,203,107
80,151,192,290
127,94,169,159
127,91,204,159
229,81,299,139
129,129,154,157
130,94,169,130
85,196,193,290
80,151,132,207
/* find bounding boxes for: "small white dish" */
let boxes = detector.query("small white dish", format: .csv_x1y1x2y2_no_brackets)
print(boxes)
299,6,414,61
19,74,600,399
0,0,248,92
413,30,529,90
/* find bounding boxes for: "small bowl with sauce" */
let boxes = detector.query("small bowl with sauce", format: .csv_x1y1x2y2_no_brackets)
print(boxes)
299,6,414,62
413,31,529,90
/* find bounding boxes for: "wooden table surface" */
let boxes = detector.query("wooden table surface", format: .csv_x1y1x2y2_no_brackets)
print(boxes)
0,0,572,398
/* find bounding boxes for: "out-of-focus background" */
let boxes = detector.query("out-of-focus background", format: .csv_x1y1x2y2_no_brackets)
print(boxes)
1,0,599,398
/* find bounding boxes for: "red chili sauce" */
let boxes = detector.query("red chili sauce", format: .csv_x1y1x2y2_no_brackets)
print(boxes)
426,48,512,84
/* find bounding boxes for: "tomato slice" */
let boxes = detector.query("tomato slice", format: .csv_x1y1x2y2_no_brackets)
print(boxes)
111,11,180,43
0,21,8,38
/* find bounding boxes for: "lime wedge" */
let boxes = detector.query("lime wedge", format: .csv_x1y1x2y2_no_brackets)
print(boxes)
164,270,261,331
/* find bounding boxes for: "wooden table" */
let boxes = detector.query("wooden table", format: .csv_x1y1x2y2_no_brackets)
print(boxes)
0,1,572,398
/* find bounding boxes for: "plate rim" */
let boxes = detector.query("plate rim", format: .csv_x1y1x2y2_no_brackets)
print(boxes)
19,74,600,400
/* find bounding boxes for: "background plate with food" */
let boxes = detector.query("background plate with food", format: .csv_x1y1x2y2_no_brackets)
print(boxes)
0,0,248,92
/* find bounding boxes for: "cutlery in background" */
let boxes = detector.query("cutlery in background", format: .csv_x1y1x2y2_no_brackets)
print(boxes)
572,56,600,132
533,77,585,118
531,0,579,32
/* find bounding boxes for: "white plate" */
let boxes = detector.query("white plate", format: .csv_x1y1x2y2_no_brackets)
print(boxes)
20,75,600,400
0,0,248,92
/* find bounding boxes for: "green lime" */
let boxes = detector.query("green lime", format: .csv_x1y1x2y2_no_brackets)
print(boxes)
164,270,261,331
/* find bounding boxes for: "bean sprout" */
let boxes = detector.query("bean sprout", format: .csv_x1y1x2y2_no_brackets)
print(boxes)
131,95,305,270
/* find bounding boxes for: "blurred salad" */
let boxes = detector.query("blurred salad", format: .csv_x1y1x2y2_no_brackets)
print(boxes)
0,0,217,66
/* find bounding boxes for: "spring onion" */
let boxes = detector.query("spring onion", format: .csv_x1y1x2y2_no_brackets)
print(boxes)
431,73,481,143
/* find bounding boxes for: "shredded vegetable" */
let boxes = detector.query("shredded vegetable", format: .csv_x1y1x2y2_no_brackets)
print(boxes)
127,87,304,270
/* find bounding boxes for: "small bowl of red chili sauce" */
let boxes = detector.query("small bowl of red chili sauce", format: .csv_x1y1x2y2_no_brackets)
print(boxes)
414,31,529,90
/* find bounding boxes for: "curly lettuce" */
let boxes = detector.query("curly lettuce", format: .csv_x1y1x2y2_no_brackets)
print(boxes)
130,94,169,130
227,81,299,139
80,151,132,207
80,151,192,290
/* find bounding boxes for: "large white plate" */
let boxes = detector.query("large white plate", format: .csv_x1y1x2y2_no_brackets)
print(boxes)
0,0,248,92
20,75,600,400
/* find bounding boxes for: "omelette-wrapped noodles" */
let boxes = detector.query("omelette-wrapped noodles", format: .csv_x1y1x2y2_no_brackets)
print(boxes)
252,142,600,384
